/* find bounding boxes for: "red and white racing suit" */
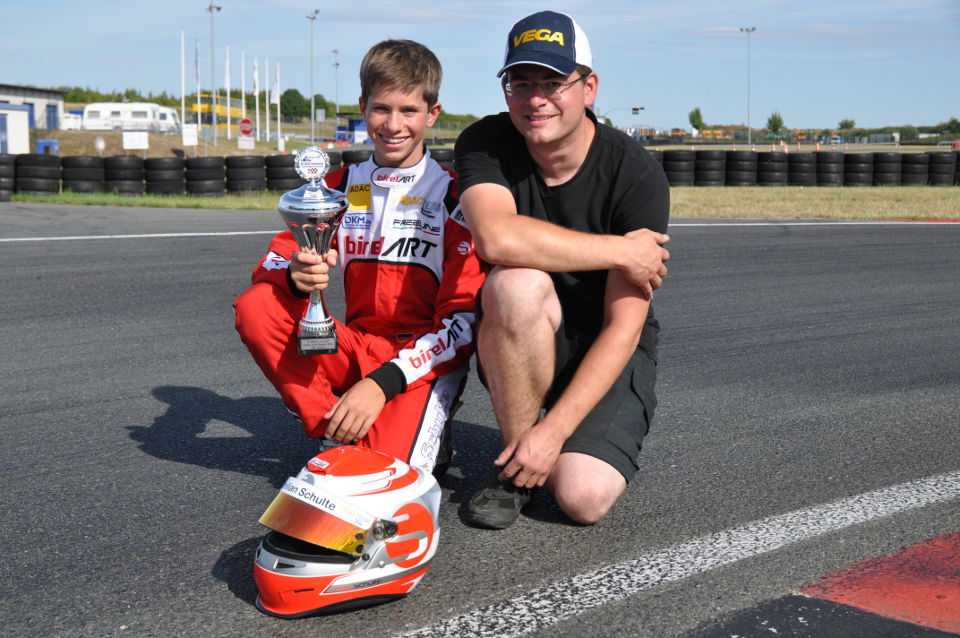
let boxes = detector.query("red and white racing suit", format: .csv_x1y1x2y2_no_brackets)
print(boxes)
234,152,485,471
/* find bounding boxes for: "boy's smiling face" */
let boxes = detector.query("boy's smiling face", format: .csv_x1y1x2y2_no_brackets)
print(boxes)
360,85,442,168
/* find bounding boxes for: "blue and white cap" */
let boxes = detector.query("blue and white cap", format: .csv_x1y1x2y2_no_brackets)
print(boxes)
497,11,593,77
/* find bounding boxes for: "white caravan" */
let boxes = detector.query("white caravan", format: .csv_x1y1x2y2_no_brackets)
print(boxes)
81,102,181,134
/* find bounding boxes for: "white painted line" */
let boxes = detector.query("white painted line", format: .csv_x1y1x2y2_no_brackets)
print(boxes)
404,470,960,638
0,230,277,243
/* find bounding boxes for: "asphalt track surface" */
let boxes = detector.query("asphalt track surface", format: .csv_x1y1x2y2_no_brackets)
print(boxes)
0,202,957,638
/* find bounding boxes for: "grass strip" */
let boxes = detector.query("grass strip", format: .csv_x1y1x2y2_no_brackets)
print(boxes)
9,186,960,220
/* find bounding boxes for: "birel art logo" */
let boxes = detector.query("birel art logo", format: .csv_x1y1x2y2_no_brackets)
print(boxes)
342,212,372,229
373,172,416,188
342,234,383,256
514,28,565,47
406,318,464,368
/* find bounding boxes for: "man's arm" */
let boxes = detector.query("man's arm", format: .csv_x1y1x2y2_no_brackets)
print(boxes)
495,269,649,487
460,183,669,297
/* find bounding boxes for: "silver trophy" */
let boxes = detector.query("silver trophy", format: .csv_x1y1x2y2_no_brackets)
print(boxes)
277,147,347,355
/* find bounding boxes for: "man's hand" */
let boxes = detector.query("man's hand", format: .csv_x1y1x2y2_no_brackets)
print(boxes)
323,377,386,444
621,230,670,299
495,425,566,489
289,248,339,294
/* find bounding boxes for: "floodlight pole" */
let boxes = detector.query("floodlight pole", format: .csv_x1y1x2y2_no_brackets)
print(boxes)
740,26,756,145
208,2,222,146
332,48,340,135
306,10,319,142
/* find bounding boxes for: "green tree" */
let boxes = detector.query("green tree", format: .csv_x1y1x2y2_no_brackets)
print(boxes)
280,88,309,119
689,107,706,132
767,111,784,133
838,118,855,130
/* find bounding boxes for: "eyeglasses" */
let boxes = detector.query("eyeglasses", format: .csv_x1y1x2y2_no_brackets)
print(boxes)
502,74,586,99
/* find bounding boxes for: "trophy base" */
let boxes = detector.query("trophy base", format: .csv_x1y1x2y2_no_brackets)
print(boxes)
298,333,338,355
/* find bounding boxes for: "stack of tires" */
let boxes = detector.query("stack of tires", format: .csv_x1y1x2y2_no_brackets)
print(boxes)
428,147,454,171
757,152,788,186
662,149,695,186
15,154,61,195
872,152,901,187
226,156,266,194
900,153,929,186
725,150,757,186
0,155,13,201
104,156,145,195
926,152,957,186
843,153,873,187
265,155,303,192
787,153,817,186
816,152,843,187
185,157,225,196
62,156,105,193
145,157,186,195
647,149,663,166
694,150,725,186
342,149,373,166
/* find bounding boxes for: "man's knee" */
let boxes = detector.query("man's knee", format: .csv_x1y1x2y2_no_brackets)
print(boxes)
234,282,293,342
482,267,561,330
549,453,627,525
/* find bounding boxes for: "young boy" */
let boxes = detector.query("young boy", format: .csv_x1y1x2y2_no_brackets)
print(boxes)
234,40,485,475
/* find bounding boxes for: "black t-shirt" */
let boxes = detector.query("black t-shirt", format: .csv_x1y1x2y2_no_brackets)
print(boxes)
455,110,670,360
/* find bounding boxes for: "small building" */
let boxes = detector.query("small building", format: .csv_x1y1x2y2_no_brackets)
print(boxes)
0,103,32,154
0,83,67,130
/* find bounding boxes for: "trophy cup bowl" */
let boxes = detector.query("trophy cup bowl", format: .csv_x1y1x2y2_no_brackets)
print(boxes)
277,147,347,355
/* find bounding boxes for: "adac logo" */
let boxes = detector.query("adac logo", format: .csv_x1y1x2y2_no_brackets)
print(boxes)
399,195,424,206
514,28,565,48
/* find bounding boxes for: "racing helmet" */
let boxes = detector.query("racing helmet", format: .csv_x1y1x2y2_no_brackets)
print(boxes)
254,445,441,618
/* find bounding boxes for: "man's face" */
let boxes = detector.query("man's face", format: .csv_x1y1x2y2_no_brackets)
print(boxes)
360,85,441,168
503,64,597,147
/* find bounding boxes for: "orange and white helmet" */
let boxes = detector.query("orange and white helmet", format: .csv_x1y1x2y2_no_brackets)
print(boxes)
253,446,441,618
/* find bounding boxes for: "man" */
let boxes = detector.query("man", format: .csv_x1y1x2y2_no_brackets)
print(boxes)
234,40,485,475
454,11,670,528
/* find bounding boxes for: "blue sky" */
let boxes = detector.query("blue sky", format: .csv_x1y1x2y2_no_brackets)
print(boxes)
3,0,958,131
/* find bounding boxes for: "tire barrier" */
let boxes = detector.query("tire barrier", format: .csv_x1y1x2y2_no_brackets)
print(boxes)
5,151,956,202
61,156,105,193
872,152,901,187
757,151,788,186
927,151,956,187
264,154,304,192
15,154,61,194
816,152,844,187
428,147,454,171
900,153,929,186
104,155,145,195
144,157,185,195
662,149,695,186
725,150,757,186
0,154,15,201
695,149,725,186
226,155,266,194
185,156,225,196
341,149,374,165
787,153,817,186
843,152,873,187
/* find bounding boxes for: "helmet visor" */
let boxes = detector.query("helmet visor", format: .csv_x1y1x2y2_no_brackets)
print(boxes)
259,476,376,556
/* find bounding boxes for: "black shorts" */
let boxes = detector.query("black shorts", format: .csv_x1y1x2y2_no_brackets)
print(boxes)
548,321,657,482
477,292,657,482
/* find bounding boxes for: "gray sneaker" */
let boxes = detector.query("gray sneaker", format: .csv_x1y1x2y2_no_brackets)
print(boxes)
464,473,533,529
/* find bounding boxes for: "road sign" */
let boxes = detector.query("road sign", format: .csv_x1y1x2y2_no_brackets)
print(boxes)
239,119,254,136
